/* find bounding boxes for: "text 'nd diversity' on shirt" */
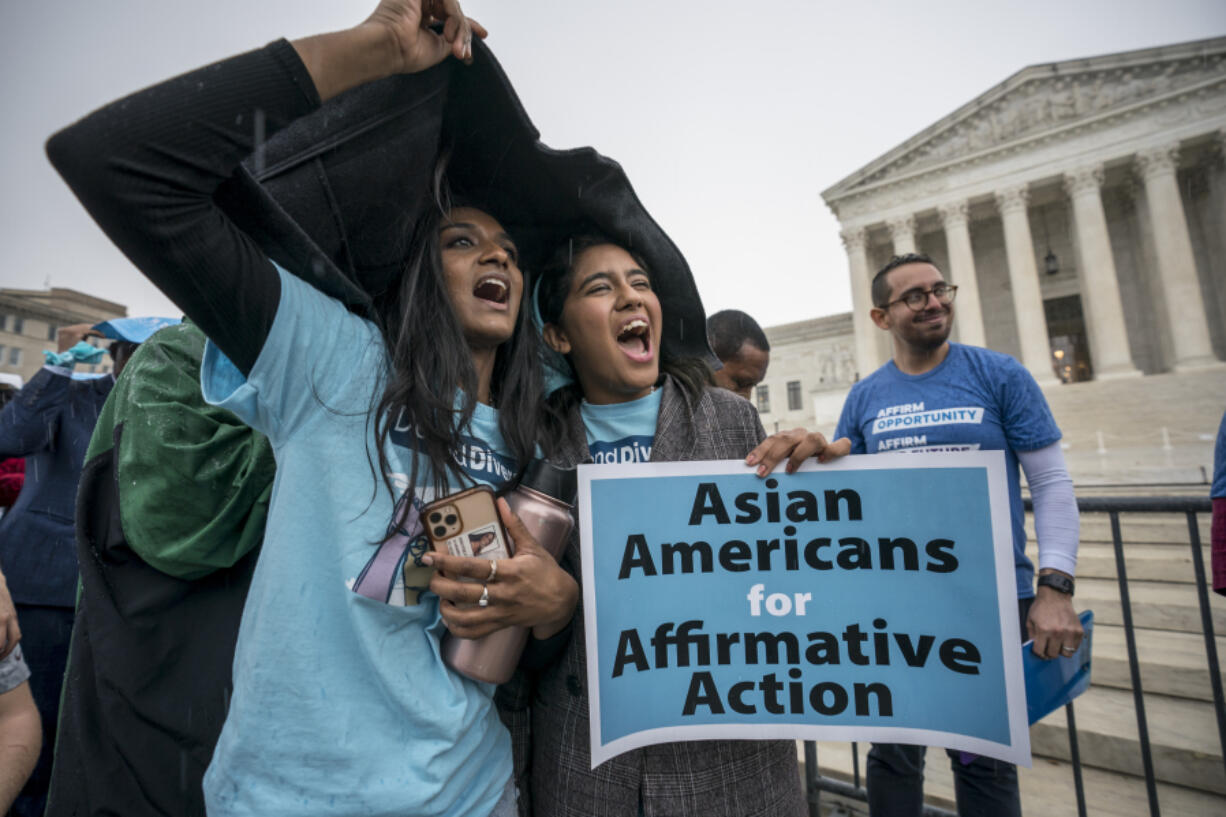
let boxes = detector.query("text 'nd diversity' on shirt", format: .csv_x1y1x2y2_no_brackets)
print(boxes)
590,435,654,465
389,407,517,486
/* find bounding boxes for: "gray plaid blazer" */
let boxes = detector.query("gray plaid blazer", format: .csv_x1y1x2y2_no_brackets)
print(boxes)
500,376,806,817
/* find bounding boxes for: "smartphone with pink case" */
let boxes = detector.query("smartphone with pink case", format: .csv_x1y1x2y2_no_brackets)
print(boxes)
429,464,576,684
422,486,511,581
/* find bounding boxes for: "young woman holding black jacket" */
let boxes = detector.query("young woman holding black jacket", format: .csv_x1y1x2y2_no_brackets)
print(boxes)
47,3,576,815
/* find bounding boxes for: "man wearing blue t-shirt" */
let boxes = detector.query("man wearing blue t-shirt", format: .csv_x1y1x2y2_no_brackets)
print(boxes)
835,253,1083,817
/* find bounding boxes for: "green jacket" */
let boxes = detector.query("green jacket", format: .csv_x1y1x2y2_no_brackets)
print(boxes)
83,320,274,578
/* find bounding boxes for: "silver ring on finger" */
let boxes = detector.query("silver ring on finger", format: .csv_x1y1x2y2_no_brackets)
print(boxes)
487,560,498,582
478,584,490,608
1060,645,1076,654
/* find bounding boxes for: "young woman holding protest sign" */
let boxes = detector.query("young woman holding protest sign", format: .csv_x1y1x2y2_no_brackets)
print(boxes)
46,2,579,815
429,233,850,816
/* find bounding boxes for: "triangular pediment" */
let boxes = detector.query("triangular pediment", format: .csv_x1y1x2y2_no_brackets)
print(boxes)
822,37,1226,204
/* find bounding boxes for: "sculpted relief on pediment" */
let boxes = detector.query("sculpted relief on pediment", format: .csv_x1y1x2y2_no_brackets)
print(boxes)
818,342,857,388
854,53,1226,189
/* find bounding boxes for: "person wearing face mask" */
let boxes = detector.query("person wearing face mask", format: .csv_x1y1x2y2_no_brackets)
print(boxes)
0,323,120,817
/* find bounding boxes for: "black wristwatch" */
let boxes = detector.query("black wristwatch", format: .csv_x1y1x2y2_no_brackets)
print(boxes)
1037,573,1075,595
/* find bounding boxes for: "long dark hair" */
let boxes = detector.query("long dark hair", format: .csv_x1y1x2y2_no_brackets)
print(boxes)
366,162,543,502
536,235,708,453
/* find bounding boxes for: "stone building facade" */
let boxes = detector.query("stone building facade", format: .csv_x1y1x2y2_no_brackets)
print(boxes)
824,36,1226,385
760,37,1226,434
0,288,127,384
755,314,858,434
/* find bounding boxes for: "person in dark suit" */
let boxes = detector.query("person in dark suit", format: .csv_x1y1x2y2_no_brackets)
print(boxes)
0,323,115,817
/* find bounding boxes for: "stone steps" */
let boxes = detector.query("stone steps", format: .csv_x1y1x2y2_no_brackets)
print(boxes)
1060,484,1214,497
1074,579,1224,634
1038,369,1226,486
1031,685,1225,795
1074,543,1212,583
1071,514,1211,546
1090,623,1226,702
801,675,1226,804
803,741,1226,816
1039,371,1225,438
1026,510,1210,547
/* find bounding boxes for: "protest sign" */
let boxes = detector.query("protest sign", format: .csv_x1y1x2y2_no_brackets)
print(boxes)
578,451,1029,768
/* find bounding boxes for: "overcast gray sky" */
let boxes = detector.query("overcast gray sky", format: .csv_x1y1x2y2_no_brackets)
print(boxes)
2,1,1223,327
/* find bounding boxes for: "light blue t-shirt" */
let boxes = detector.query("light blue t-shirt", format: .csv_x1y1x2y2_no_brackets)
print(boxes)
582,389,662,464
835,343,1061,599
200,268,513,817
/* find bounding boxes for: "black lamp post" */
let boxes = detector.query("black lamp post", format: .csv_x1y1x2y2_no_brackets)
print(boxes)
1044,248,1059,275
1041,205,1060,275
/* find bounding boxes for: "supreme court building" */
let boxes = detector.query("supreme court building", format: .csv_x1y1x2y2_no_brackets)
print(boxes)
757,37,1226,435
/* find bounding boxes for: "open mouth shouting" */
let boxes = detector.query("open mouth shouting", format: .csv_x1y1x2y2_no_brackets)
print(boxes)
616,316,654,362
473,274,510,307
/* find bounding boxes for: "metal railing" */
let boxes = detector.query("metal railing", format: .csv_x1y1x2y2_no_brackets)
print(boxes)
803,495,1221,817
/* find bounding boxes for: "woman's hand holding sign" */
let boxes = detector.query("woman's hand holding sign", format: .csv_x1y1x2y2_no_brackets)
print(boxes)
745,429,852,477
427,498,579,640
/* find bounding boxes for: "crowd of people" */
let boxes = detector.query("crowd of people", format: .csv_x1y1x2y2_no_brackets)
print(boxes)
1,1,1221,816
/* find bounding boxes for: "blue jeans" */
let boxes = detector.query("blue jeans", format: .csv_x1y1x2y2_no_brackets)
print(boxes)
865,598,1032,817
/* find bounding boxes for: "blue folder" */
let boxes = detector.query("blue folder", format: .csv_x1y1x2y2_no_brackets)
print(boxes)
1022,609,1094,725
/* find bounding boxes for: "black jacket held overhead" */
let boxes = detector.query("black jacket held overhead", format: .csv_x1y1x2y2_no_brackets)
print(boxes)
46,37,716,376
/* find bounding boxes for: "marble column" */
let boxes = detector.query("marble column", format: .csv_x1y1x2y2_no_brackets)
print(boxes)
937,201,987,348
995,185,1059,385
887,216,917,256
1063,165,1142,379
841,227,884,377
1135,143,1220,370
